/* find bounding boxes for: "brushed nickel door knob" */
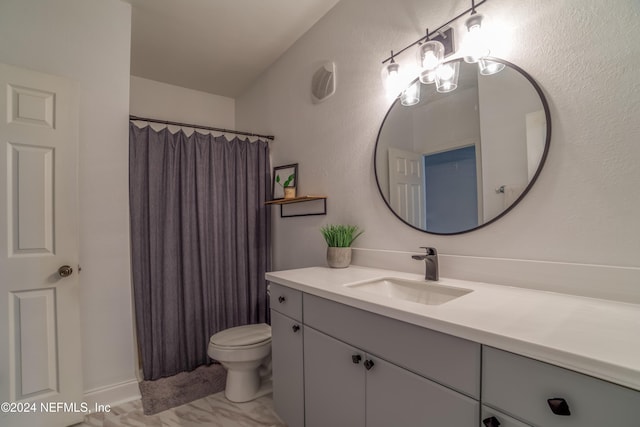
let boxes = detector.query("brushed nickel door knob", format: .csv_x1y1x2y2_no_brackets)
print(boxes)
58,265,73,278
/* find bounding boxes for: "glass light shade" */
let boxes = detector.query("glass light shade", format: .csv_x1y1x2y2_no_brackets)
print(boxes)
417,40,445,84
435,61,459,93
381,61,402,99
419,69,437,84
400,80,420,106
463,14,490,63
478,58,506,75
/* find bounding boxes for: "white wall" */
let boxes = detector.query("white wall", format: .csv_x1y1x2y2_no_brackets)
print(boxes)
412,86,480,154
237,0,640,303
130,76,235,129
0,0,138,403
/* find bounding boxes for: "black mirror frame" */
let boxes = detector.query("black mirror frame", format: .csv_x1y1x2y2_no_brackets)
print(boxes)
373,57,552,235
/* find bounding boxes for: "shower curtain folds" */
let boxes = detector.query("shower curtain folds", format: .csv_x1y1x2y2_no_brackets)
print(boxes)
129,123,271,380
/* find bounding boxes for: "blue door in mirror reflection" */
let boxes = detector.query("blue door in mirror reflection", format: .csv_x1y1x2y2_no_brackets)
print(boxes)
424,146,478,234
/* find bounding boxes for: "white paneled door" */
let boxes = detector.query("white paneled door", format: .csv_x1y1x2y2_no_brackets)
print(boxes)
0,63,83,426
388,147,426,229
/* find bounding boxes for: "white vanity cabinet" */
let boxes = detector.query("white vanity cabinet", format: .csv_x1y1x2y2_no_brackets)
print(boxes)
271,286,481,427
482,346,640,427
267,267,640,427
269,284,304,427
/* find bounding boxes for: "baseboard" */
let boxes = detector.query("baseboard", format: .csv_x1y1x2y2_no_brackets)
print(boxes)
84,378,141,410
352,247,640,304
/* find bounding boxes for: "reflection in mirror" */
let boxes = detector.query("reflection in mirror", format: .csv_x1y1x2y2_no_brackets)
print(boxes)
375,57,550,234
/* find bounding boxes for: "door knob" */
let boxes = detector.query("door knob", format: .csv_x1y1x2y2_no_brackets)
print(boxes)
364,359,375,370
58,265,73,278
278,296,286,303
292,324,300,333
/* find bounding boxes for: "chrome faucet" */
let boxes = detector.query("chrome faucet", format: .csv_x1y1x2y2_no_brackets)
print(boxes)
411,247,439,281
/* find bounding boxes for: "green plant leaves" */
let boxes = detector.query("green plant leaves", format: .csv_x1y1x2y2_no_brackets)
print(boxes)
320,224,364,247
276,173,295,187
283,174,295,187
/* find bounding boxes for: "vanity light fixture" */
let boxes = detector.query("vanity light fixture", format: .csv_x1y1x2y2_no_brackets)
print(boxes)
380,0,493,95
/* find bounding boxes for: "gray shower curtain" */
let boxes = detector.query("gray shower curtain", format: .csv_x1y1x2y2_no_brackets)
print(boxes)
129,123,271,380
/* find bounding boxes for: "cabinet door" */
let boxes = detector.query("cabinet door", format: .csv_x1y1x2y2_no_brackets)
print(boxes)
304,327,365,427
271,310,304,427
483,347,640,427
366,355,479,427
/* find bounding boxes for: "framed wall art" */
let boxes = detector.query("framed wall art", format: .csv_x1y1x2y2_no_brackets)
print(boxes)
272,163,298,199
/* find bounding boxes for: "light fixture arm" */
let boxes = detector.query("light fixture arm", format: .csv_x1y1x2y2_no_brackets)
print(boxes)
381,0,488,64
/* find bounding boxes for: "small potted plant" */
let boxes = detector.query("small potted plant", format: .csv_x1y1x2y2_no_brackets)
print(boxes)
276,172,296,199
320,224,364,268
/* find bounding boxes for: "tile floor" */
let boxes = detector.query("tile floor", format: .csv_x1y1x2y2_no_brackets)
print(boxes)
73,392,285,427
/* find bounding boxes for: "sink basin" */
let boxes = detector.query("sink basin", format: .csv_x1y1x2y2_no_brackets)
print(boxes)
345,277,472,306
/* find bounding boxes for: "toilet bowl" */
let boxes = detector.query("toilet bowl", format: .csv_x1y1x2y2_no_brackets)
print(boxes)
208,323,272,402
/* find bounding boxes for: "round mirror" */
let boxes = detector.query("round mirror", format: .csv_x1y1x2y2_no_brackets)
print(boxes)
374,57,551,234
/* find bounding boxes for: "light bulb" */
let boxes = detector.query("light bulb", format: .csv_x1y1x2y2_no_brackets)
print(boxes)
435,61,459,93
423,51,438,69
463,14,490,63
436,64,454,80
401,80,420,106
417,40,445,84
381,60,402,100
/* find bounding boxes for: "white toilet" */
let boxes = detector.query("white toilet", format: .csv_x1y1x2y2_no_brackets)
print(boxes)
207,323,272,402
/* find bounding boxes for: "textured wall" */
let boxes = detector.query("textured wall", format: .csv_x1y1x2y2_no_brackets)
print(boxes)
130,76,235,129
0,0,137,396
237,0,640,302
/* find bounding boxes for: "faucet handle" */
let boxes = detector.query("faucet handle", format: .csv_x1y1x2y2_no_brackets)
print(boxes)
419,246,437,256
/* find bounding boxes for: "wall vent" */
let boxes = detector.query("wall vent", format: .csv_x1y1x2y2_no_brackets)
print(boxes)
311,61,336,104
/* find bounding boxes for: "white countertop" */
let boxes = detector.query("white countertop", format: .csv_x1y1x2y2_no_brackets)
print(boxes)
266,265,640,391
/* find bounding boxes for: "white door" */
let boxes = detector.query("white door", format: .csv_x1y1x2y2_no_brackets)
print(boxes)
388,148,426,229
0,63,82,427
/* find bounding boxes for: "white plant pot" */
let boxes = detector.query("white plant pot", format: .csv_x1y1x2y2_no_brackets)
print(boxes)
326,247,352,268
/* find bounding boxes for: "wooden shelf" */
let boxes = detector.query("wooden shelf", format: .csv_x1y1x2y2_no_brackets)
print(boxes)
265,195,327,217
265,195,327,205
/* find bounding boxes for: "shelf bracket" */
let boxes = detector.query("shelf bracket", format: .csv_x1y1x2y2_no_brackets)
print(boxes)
280,198,327,218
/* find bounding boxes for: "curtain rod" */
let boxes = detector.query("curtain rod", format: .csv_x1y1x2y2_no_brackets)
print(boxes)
129,115,275,141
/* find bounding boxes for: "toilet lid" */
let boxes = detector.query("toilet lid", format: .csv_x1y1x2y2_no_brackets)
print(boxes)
209,323,271,347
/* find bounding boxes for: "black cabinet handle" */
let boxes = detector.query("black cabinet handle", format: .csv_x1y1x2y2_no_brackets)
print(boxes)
482,416,501,427
291,324,300,333
352,354,362,364
364,359,375,370
547,398,571,416
278,296,286,303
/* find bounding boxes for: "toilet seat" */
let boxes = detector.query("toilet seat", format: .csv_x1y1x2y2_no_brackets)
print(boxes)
209,323,271,348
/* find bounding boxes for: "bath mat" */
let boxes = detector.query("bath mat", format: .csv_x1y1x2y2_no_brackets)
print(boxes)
139,363,227,415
